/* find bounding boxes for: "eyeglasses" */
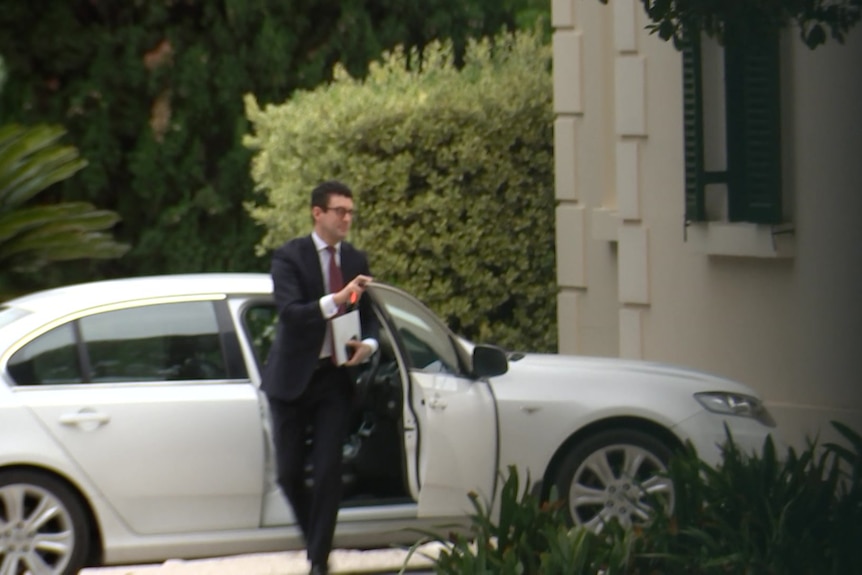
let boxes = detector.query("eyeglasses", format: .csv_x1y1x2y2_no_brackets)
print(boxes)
322,206,355,218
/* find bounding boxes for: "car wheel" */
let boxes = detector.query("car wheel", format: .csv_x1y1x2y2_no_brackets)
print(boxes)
553,429,675,531
0,470,91,575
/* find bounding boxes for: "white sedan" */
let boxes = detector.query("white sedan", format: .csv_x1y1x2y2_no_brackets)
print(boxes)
0,274,778,575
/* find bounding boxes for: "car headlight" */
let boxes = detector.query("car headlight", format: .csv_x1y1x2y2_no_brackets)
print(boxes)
695,392,776,427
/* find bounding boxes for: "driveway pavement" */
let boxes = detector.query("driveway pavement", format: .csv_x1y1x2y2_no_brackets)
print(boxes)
79,545,441,575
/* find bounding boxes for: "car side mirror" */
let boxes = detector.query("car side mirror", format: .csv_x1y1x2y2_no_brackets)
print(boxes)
472,344,508,378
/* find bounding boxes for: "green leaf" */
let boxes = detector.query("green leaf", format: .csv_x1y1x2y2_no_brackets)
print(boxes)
805,24,827,48
0,124,127,274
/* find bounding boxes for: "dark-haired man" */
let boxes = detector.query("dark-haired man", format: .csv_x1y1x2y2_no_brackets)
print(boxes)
261,180,378,575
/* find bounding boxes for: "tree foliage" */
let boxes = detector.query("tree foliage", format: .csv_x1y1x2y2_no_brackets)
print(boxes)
245,29,556,351
0,124,128,297
605,0,862,49
0,0,547,289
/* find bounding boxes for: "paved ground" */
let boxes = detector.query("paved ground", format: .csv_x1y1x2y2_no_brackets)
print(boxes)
79,545,442,575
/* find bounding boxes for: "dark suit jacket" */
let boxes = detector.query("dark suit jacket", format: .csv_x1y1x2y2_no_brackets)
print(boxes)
261,235,378,401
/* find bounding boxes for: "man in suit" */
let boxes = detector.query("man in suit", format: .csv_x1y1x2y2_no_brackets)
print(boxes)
261,180,378,575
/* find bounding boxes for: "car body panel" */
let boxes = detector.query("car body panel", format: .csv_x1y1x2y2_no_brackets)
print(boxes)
16,381,267,534
490,353,765,481
3,274,273,315
98,508,453,566
409,371,497,516
0,382,148,562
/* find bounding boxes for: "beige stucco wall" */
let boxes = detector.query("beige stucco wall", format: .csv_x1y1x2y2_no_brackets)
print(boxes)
553,0,862,449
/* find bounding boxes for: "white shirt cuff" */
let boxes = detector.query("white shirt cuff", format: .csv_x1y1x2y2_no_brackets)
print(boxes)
362,338,379,355
319,294,339,318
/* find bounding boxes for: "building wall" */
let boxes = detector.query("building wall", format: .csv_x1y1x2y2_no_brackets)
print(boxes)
552,0,862,448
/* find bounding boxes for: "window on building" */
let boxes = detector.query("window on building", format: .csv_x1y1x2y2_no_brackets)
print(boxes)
683,17,783,224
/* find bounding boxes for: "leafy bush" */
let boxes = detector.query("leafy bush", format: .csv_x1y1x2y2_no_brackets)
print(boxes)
632,422,862,574
245,28,556,352
408,466,630,574
411,422,862,574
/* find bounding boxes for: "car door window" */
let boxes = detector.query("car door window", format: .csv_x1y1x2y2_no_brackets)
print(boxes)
7,322,80,385
372,288,463,374
242,303,277,370
83,301,227,382
8,301,228,385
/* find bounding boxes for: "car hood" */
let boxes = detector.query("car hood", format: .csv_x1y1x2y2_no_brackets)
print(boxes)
494,352,759,396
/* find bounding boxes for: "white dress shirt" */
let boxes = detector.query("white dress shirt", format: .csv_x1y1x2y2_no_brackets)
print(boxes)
311,232,378,359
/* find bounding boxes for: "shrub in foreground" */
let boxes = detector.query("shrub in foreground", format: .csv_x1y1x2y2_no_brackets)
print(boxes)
409,421,861,574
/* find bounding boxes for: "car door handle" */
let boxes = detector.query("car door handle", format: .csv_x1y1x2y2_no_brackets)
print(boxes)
59,409,111,428
426,397,447,411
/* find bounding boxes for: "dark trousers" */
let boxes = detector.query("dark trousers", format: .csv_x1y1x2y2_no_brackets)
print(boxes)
267,364,353,566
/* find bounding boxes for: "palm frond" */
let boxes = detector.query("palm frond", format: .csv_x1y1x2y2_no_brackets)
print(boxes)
0,124,87,209
0,123,128,276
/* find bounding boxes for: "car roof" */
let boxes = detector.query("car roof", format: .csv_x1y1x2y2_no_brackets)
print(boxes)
4,273,274,313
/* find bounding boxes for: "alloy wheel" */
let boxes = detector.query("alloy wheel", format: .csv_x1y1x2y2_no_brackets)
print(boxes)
0,481,80,575
568,442,673,531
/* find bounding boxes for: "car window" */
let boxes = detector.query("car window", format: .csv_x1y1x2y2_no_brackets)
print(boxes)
372,288,462,374
7,323,80,385
83,302,228,382
242,303,277,370
7,301,228,385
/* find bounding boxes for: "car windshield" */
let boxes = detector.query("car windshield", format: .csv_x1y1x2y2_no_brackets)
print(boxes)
0,306,30,330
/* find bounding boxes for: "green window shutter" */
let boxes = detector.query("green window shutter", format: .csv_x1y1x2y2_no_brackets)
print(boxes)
682,31,706,222
724,17,783,224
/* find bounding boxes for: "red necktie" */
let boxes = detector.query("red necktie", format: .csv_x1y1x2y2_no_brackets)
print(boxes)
327,246,344,311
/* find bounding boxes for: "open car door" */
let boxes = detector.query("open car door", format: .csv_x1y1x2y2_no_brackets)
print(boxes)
369,285,498,517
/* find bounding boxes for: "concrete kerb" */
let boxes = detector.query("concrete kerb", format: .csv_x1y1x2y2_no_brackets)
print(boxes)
79,544,444,575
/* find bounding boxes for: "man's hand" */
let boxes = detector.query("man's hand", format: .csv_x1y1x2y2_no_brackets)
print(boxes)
334,274,373,307
344,340,374,366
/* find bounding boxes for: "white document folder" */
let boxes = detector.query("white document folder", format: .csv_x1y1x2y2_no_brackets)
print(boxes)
331,309,361,365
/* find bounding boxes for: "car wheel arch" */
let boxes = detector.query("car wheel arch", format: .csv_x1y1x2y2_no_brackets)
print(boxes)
0,464,104,568
540,416,687,502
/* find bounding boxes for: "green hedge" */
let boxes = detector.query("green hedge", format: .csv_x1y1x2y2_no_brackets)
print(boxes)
245,29,556,352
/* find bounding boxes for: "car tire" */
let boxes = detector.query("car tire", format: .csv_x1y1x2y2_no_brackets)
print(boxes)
0,469,91,575
553,428,675,531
